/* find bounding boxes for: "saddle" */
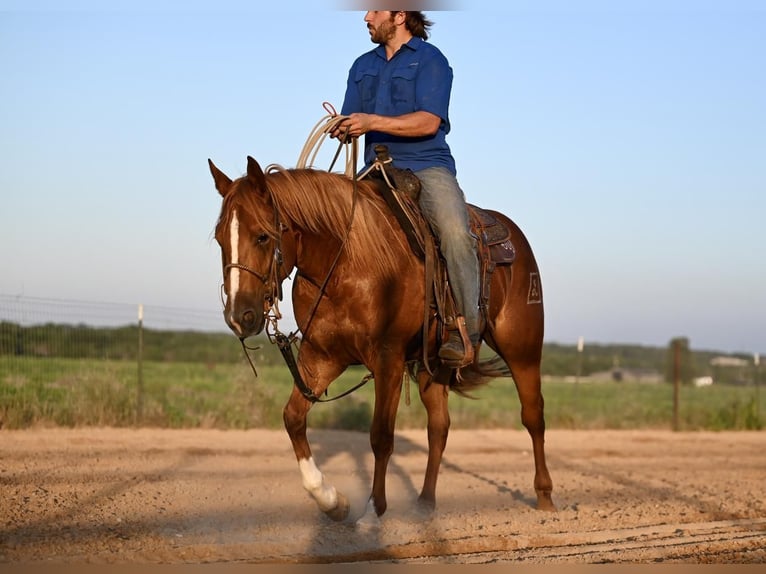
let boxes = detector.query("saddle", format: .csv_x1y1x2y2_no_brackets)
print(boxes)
367,145,515,267
365,146,516,365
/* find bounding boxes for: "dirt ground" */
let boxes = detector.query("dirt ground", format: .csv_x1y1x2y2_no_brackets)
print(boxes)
1,427,764,565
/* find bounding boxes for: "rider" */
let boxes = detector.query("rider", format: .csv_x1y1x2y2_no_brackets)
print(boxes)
331,10,480,367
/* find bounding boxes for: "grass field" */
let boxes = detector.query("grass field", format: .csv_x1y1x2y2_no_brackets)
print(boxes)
1,356,762,431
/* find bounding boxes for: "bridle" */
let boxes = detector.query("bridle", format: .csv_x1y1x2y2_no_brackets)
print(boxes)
223,236,285,308
219,173,287,339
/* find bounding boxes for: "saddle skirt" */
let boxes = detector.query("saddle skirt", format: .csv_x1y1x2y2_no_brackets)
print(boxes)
468,204,516,267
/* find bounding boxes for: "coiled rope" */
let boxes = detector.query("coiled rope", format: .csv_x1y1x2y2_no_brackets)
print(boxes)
296,102,357,176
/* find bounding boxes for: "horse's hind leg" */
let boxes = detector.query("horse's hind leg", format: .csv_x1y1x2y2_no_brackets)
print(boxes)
511,361,556,511
416,370,450,513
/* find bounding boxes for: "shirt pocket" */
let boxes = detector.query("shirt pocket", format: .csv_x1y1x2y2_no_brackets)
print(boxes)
354,67,380,109
390,65,418,107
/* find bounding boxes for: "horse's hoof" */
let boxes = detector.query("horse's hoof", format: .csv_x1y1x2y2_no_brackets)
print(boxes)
416,496,436,517
355,499,381,532
323,492,350,522
536,491,557,512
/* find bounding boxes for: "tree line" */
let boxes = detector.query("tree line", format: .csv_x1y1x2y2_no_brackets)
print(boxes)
0,321,755,383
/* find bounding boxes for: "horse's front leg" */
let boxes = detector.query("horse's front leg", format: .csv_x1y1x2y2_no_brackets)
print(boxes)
283,386,350,522
361,361,405,522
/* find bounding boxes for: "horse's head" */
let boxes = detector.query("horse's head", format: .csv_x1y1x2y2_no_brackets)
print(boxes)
209,156,296,339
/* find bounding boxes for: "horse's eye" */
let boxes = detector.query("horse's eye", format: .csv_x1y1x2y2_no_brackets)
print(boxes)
256,233,269,245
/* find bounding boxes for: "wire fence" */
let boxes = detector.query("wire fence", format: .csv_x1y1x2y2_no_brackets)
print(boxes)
0,294,233,360
1,294,762,431
0,293,231,375
0,294,226,332
0,294,278,427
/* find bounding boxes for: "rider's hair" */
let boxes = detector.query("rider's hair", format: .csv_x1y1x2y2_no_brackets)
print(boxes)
398,11,433,40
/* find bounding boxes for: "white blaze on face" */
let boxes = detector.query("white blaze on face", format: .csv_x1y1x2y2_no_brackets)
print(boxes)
226,209,243,334
229,209,241,305
299,457,338,512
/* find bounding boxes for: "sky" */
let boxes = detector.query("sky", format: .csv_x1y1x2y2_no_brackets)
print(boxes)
1,0,764,355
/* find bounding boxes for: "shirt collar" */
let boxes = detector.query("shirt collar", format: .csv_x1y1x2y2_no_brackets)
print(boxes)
374,36,423,60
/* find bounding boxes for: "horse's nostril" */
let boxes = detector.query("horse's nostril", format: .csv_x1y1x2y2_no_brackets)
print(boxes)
242,310,255,326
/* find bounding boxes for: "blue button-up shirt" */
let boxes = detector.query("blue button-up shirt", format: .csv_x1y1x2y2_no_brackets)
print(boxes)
341,37,456,174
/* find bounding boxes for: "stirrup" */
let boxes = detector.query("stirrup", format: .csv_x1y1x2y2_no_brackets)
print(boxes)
438,316,475,369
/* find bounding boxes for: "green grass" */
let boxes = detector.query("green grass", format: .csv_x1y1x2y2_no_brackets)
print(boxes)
543,380,763,430
1,356,762,430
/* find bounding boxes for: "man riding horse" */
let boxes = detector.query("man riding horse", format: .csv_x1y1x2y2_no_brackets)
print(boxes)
331,10,480,368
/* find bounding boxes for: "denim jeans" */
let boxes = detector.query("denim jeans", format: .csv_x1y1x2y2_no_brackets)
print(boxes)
414,167,481,336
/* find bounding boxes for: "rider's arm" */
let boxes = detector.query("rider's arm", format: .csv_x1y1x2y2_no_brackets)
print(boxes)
336,110,441,139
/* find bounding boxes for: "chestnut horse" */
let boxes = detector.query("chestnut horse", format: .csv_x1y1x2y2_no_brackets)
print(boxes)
209,156,555,522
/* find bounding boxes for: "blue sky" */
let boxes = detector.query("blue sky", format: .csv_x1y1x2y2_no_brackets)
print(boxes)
1,1,764,354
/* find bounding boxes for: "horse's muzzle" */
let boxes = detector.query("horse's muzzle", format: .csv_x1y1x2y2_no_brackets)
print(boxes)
224,297,269,338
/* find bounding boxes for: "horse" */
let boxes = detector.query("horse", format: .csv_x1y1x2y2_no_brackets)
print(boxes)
209,155,555,522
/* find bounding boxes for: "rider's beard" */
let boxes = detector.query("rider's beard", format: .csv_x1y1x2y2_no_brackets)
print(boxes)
369,19,396,44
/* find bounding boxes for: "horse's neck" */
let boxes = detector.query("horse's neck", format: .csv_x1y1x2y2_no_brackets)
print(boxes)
291,228,344,285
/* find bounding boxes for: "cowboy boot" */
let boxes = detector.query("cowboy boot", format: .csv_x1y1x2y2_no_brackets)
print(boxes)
438,315,480,368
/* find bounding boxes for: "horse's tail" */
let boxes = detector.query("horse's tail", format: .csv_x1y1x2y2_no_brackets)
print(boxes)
451,354,512,398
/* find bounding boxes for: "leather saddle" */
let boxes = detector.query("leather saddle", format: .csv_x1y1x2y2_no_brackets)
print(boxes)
365,147,516,327
366,146,515,267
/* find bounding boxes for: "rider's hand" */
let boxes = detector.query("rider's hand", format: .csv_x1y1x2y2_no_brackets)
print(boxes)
330,114,373,142
329,120,352,143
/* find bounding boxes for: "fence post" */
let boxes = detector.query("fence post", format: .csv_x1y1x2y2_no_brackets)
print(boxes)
753,353,761,424
672,339,680,431
137,303,144,423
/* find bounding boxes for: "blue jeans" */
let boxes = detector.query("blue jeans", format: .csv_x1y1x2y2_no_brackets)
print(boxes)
414,167,481,337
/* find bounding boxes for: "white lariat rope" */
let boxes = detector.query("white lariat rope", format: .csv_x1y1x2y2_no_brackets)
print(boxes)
296,102,357,177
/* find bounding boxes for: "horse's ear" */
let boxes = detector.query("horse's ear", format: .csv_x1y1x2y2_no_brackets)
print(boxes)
208,159,232,197
246,156,268,195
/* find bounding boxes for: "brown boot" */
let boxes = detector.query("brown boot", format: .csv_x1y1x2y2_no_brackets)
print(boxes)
438,318,478,368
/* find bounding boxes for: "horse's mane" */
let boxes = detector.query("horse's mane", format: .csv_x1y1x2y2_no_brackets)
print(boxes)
223,167,408,277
